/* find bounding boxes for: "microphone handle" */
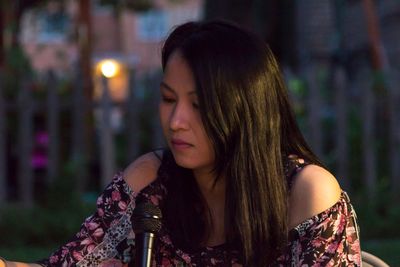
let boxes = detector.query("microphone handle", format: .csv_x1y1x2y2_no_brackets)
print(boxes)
130,232,156,267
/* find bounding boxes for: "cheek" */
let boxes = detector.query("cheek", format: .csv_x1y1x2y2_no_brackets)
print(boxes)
197,124,214,155
159,104,169,131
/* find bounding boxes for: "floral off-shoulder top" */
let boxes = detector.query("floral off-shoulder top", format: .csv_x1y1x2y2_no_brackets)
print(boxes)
38,152,361,266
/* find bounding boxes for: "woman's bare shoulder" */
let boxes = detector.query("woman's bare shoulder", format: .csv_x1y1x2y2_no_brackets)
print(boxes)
288,164,342,229
123,151,163,193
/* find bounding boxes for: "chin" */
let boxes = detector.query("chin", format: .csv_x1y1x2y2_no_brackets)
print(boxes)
171,152,214,174
171,152,196,169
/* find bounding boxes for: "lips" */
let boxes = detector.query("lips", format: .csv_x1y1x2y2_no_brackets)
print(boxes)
171,138,193,149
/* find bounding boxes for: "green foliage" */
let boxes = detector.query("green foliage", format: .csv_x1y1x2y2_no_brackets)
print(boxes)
347,107,364,191
0,246,53,262
288,73,400,242
98,0,153,12
0,173,96,249
362,239,400,266
4,46,32,75
371,70,388,92
0,204,82,247
288,78,307,98
354,181,400,239
287,77,307,134
3,45,34,98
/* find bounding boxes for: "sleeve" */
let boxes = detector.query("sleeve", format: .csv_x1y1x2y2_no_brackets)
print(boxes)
37,172,137,267
275,192,361,266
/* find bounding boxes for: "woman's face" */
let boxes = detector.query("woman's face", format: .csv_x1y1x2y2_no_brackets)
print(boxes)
159,51,215,173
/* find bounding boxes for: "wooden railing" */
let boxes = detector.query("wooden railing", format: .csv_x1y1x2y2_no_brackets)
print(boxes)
0,66,399,206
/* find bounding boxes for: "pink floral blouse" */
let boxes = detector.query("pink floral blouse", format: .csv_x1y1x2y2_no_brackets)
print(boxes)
38,156,361,266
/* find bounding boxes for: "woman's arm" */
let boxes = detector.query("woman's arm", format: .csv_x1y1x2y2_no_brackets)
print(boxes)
283,164,361,266
0,260,42,267
1,152,161,267
288,164,341,229
43,152,161,266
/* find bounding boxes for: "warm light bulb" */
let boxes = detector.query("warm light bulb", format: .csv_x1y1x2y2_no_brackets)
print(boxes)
100,60,119,78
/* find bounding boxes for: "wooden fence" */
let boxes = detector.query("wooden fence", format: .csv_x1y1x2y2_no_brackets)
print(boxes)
293,62,400,198
0,69,163,207
0,63,399,207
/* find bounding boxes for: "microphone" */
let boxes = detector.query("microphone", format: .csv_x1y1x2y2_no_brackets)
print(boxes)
130,202,162,267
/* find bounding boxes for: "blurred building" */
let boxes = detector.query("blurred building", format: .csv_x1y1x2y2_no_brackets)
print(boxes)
19,0,204,101
296,0,400,71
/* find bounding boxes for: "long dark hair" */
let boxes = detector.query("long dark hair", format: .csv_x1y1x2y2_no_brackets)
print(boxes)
160,20,322,266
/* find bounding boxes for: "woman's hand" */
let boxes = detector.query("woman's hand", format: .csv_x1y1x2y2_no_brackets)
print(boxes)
0,259,42,267
98,259,128,267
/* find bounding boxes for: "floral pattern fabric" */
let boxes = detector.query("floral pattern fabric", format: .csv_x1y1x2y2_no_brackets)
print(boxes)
38,156,361,266
273,191,361,266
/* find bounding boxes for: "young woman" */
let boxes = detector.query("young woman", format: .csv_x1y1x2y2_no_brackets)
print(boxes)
1,20,361,266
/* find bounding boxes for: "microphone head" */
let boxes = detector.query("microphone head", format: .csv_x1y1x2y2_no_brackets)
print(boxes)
131,202,162,233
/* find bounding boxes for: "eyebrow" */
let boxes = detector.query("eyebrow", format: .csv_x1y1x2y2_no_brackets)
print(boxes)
160,81,197,95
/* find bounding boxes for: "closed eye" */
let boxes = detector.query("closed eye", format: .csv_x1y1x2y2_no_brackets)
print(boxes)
161,95,175,103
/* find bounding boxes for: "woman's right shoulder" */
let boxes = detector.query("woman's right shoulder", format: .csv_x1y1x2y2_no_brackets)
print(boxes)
122,151,163,194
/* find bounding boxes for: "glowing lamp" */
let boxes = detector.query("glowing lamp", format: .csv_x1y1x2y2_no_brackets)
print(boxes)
100,59,120,78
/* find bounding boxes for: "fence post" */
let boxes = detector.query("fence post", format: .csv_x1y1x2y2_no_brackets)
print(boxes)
126,69,140,161
305,63,323,158
0,72,6,204
150,71,165,149
388,70,400,196
361,68,377,198
46,70,60,184
71,68,87,194
99,75,115,188
334,66,349,190
17,77,34,207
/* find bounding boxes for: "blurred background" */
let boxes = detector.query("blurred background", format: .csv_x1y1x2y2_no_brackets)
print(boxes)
0,0,399,264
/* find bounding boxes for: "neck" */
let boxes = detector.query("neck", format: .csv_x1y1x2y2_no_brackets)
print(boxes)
193,167,227,246
193,168,225,199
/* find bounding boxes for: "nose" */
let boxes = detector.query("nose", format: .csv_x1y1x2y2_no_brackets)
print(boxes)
170,103,190,131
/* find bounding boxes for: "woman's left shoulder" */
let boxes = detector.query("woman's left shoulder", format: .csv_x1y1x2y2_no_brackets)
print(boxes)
288,164,342,229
